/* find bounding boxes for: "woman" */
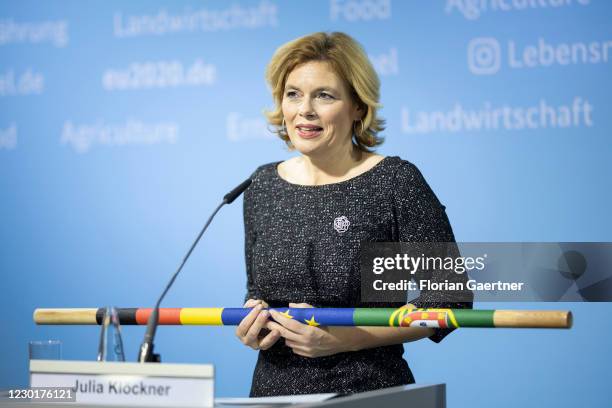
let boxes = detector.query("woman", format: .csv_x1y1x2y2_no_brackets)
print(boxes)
235,32,472,397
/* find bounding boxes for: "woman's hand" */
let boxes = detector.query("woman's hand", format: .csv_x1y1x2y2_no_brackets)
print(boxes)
235,299,281,351
266,303,354,358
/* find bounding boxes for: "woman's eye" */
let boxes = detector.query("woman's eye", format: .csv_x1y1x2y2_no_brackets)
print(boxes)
318,92,334,100
286,91,299,98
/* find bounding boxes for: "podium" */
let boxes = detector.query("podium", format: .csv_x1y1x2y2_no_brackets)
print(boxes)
1,383,445,407
283,384,444,408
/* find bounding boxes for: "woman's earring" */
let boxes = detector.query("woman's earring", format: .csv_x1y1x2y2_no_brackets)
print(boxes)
354,119,364,136
281,118,287,136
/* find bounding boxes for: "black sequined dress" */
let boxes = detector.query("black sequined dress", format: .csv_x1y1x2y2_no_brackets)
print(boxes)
243,156,471,397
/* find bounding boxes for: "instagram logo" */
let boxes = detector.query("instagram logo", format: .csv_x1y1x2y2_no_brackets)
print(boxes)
468,37,501,75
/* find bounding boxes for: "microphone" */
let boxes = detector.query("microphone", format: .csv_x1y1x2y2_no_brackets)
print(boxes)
224,178,252,204
138,178,253,363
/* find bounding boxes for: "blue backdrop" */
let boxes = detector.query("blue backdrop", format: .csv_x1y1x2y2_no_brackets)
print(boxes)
1,1,611,406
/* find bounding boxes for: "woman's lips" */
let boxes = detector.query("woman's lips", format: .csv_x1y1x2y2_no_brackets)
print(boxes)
296,126,323,139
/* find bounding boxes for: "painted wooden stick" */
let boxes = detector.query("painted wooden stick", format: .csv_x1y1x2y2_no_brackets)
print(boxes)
33,307,572,329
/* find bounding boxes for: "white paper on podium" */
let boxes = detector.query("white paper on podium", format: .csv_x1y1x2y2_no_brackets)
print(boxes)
215,393,337,406
30,360,214,407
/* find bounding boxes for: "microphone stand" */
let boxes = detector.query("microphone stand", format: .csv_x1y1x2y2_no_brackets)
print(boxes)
138,179,252,363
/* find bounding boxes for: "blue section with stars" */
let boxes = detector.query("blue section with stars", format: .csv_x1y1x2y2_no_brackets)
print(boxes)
220,307,355,326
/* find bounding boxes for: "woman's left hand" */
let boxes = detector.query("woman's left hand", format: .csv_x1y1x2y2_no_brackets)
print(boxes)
266,303,354,358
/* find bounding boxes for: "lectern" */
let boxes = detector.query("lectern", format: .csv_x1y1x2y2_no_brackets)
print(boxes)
293,383,445,408
1,382,445,407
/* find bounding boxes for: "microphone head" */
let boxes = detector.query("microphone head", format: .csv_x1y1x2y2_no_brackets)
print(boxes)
223,178,252,204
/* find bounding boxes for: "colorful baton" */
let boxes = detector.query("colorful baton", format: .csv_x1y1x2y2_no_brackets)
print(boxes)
33,307,572,329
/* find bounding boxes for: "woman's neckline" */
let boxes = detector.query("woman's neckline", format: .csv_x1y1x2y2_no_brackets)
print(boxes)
274,156,392,188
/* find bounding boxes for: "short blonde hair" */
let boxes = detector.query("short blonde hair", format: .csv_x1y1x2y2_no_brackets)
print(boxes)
264,32,384,151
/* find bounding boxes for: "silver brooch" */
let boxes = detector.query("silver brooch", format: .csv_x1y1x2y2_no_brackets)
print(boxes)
333,216,350,233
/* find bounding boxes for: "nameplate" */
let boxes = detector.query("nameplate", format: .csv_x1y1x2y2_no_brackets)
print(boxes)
30,360,214,407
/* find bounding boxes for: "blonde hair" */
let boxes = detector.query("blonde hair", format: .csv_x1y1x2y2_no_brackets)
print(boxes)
264,32,384,151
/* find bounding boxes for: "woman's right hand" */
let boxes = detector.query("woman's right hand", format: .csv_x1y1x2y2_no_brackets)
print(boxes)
235,299,281,351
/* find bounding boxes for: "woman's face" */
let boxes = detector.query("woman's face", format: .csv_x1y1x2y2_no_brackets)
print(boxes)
281,60,362,157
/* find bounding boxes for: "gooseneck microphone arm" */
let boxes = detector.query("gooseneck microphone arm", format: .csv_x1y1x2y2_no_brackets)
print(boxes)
138,178,252,363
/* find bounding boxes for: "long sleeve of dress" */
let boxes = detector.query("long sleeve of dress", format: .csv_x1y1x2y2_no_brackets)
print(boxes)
243,180,259,303
392,160,473,343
